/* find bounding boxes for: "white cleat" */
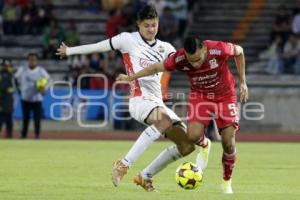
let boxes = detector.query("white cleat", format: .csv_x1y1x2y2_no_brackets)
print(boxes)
196,138,211,171
221,179,233,194
112,160,129,187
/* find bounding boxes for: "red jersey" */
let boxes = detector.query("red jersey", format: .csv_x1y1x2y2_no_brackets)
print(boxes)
164,40,237,98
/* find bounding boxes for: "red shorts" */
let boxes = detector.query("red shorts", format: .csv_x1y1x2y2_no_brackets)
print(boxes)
187,92,240,130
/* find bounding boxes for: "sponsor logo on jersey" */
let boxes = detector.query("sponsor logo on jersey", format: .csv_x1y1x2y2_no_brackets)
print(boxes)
209,49,221,55
209,58,219,69
192,72,218,81
158,45,165,53
139,58,156,69
175,55,185,63
181,66,190,71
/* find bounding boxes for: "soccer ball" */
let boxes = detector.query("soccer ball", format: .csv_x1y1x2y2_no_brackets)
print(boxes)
36,78,48,91
175,162,203,189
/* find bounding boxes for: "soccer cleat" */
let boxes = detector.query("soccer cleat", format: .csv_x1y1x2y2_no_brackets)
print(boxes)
221,179,233,194
133,174,155,192
196,138,211,171
112,160,129,187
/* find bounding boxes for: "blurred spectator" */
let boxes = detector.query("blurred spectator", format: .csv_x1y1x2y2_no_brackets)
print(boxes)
21,0,39,34
65,20,80,46
14,0,29,9
88,53,106,73
14,53,50,139
158,6,178,43
0,0,3,12
292,1,300,36
36,0,53,32
187,0,196,11
42,18,65,59
166,0,188,38
261,36,284,75
2,0,22,35
292,13,300,36
143,0,165,16
105,9,126,38
270,5,292,44
103,51,123,79
67,54,88,71
0,59,14,138
85,0,102,14
118,2,136,33
282,33,300,73
76,65,91,89
101,0,128,11
89,74,113,89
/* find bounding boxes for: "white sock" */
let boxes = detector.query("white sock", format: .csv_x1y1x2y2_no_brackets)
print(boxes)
121,125,161,167
140,145,182,179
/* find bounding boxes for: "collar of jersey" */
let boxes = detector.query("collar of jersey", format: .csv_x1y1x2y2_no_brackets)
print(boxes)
138,32,157,47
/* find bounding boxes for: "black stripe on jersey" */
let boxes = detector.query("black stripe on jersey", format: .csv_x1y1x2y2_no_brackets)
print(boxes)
141,52,157,62
144,44,164,60
138,42,164,60
109,38,115,50
145,50,161,62
167,52,175,57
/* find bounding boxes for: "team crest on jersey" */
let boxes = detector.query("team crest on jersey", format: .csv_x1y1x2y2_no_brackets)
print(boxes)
209,58,219,69
158,45,165,53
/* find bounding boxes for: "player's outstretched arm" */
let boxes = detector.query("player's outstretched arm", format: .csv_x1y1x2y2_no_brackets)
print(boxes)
116,62,165,82
234,45,248,102
56,39,112,59
56,42,68,59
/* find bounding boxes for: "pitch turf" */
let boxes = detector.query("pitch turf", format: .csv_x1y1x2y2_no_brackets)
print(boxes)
0,140,299,200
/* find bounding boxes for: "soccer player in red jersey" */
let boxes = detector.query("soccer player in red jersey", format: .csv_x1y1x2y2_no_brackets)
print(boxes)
117,36,248,194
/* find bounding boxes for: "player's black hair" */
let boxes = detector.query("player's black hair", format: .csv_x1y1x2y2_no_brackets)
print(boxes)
137,4,158,21
27,52,38,59
184,36,203,54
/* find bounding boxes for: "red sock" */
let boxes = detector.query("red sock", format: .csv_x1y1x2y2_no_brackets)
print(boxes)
196,135,208,147
222,152,236,180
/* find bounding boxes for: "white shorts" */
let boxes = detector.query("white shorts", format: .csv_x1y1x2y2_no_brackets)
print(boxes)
129,96,181,125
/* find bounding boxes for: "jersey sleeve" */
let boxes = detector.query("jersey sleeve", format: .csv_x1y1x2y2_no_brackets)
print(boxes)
220,41,236,57
14,66,23,79
164,53,177,71
164,42,176,58
110,32,131,52
41,68,50,79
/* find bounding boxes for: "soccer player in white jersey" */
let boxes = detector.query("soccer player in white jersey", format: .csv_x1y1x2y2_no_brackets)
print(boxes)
56,4,209,191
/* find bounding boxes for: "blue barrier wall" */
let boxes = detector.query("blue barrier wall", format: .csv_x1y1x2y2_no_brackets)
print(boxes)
13,89,125,121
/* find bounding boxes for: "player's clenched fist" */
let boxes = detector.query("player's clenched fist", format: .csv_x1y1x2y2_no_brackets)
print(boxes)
116,74,132,82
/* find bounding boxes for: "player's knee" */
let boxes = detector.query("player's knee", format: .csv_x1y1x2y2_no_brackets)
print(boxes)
177,143,195,156
222,140,235,154
155,114,173,131
187,132,202,144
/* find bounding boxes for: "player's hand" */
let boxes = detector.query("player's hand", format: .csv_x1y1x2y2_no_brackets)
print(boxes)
239,82,248,102
56,42,68,59
116,74,132,82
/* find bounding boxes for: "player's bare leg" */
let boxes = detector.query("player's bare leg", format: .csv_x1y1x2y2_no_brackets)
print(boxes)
188,122,212,171
220,125,237,194
112,107,173,186
136,124,195,191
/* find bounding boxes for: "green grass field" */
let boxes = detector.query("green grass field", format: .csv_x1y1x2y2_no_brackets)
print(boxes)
0,140,299,200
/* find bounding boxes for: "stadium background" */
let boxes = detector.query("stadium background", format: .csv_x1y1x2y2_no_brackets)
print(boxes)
0,1,300,199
